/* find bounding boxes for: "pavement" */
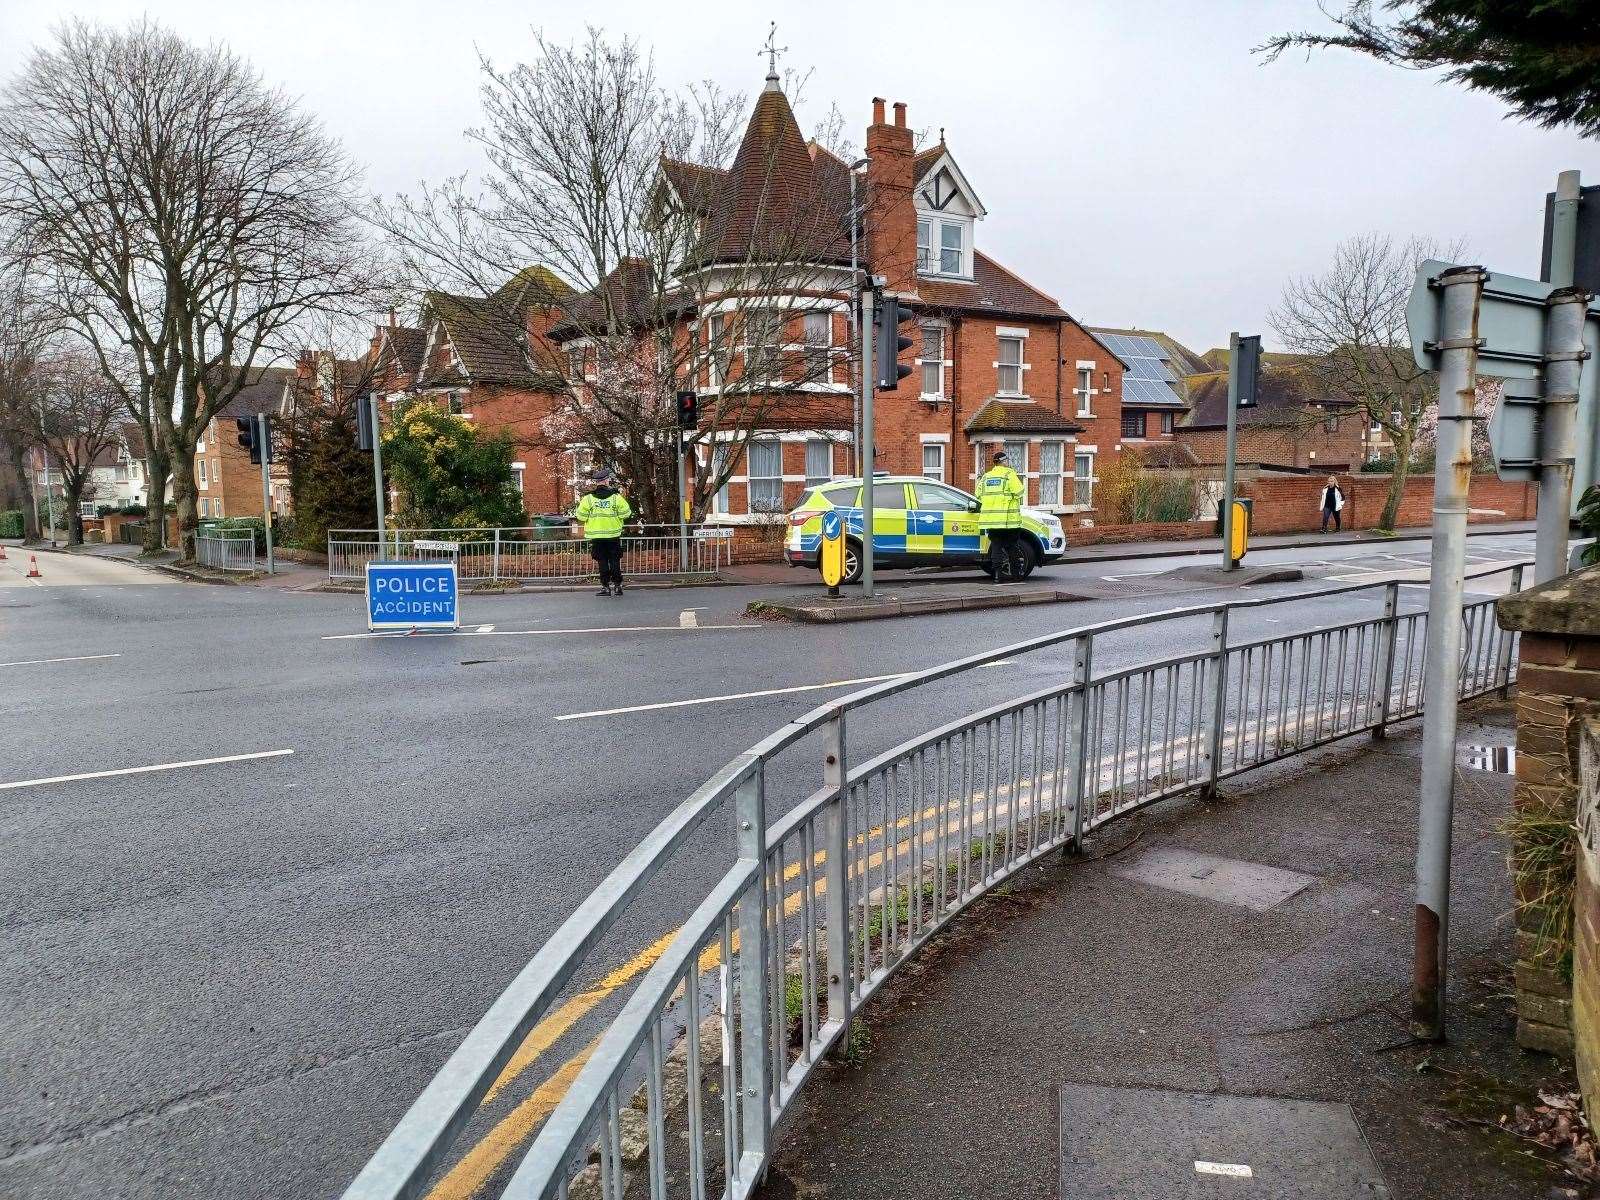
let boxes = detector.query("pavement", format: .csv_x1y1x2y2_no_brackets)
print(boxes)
0,530,1544,1199
763,699,1581,1200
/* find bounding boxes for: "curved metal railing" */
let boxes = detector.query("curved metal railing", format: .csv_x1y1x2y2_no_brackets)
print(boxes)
344,562,1527,1200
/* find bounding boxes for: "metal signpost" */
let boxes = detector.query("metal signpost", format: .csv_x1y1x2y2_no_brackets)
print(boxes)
365,560,459,632
368,394,388,559
1218,333,1260,570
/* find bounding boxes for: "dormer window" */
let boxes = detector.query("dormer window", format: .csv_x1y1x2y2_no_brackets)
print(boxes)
917,218,969,278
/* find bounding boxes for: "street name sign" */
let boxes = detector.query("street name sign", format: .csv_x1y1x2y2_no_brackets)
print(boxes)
366,561,459,631
412,539,460,553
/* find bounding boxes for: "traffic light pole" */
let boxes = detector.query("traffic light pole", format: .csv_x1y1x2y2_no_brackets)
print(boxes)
369,394,388,559
1219,332,1240,571
257,413,275,575
676,430,689,572
859,286,876,598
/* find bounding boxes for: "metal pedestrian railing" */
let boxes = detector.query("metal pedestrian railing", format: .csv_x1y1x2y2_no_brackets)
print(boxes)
327,526,734,584
343,562,1527,1200
195,528,257,572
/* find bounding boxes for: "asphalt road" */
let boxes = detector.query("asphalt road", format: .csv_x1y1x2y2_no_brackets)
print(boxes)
0,532,1534,1199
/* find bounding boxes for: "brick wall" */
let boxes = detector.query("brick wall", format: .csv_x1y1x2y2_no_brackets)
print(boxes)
1497,567,1600,1071
1242,472,1536,535
1177,416,1365,471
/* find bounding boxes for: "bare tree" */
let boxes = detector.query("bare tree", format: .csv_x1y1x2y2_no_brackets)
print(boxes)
32,351,123,545
1271,233,1463,531
0,18,374,559
0,254,47,539
376,29,860,523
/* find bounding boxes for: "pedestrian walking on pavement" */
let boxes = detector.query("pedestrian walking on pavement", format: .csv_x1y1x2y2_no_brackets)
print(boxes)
1319,475,1345,533
573,470,633,596
977,449,1026,582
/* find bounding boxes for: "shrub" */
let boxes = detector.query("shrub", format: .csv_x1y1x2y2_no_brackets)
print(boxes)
1094,456,1202,525
0,510,23,538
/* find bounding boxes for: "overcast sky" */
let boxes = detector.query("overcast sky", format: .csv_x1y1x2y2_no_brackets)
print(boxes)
3,0,1595,355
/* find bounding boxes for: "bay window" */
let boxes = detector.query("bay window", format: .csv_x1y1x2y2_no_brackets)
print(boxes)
743,309,782,384
803,311,832,383
707,314,727,387
804,439,833,488
918,217,968,277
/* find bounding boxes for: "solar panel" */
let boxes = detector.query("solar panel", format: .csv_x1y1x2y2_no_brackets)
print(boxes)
1122,377,1183,405
1125,356,1176,382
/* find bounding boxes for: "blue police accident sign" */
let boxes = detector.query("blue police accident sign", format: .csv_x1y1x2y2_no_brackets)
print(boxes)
366,560,459,631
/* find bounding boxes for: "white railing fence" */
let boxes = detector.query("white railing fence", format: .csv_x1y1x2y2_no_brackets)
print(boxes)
195,528,257,573
327,526,735,584
342,562,1527,1200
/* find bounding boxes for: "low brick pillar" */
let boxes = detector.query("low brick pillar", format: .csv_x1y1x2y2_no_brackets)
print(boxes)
1497,564,1600,1056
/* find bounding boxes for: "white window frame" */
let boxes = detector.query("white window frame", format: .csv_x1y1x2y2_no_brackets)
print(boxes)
1038,440,1065,506
996,336,1026,397
1073,452,1096,508
742,308,783,386
1003,440,1028,476
197,458,208,486
919,324,947,400
802,311,833,385
917,215,972,278
746,438,783,513
707,314,728,388
803,438,834,489
1075,363,1095,417
921,441,946,483
198,497,209,517
511,463,525,500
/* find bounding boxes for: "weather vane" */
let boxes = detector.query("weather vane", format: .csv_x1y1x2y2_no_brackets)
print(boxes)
759,22,788,78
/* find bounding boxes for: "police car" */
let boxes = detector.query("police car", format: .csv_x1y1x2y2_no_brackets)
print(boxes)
784,474,1067,583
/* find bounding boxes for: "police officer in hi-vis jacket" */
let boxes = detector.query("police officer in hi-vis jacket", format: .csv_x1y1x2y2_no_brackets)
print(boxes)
573,469,633,596
977,449,1025,583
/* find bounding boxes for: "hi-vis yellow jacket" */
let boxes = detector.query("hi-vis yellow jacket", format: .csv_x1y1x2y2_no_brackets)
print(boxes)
976,465,1024,530
574,489,632,538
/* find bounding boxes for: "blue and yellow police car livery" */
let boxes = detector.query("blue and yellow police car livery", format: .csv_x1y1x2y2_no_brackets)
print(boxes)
783,475,1067,583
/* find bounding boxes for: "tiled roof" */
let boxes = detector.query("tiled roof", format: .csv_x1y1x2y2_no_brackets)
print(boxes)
1181,367,1360,430
916,251,1066,321
913,144,943,184
686,83,851,269
425,291,558,390
215,366,295,419
385,326,425,377
549,257,660,339
964,399,1084,435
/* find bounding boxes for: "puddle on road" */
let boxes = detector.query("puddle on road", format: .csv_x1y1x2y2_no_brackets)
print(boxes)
1460,745,1516,773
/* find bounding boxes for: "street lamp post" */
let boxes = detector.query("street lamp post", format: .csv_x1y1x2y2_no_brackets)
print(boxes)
848,157,870,474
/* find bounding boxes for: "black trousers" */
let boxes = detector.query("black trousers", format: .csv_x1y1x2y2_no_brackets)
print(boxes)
1321,507,1341,532
987,528,1025,580
590,538,623,586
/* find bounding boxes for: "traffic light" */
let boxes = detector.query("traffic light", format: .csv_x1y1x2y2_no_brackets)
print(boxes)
676,390,698,431
873,295,915,391
356,394,374,451
235,416,259,465
1235,334,1262,409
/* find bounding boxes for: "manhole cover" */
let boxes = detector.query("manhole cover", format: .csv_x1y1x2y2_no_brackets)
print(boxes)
1060,1085,1389,1198
1109,848,1314,912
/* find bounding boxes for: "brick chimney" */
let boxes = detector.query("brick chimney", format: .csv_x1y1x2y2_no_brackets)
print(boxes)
865,97,916,296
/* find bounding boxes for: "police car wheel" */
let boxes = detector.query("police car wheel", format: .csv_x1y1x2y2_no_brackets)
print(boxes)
1016,541,1038,579
841,541,862,584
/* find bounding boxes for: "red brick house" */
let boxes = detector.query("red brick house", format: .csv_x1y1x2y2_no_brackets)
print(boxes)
543,78,1132,521
1175,363,1366,472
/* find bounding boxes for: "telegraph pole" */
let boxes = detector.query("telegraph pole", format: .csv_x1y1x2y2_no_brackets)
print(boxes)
1412,263,1486,1041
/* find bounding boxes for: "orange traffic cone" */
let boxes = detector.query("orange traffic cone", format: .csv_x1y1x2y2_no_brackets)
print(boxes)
26,555,41,578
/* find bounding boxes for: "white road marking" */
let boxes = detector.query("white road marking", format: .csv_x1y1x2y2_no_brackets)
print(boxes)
321,623,757,641
1194,1161,1253,1179
0,653,122,668
0,749,294,792
678,610,698,628
476,624,496,633
557,660,1019,722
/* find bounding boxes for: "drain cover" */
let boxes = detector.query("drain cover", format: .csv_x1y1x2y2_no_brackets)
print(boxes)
1059,1085,1389,1198
1109,848,1314,912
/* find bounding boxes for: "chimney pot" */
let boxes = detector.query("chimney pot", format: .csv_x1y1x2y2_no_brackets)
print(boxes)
892,101,906,128
872,97,886,125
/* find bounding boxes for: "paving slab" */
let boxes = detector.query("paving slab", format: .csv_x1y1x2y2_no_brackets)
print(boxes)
1058,1086,1389,1199
1109,847,1315,911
